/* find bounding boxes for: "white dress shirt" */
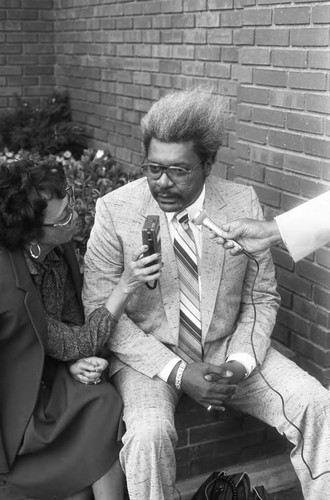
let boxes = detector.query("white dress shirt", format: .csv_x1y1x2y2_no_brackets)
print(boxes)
275,190,330,262
157,186,256,382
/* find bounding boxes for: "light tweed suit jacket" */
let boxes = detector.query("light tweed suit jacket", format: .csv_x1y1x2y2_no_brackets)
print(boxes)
83,175,280,378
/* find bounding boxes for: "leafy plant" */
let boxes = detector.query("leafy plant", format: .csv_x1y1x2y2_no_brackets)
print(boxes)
0,91,86,158
58,149,141,257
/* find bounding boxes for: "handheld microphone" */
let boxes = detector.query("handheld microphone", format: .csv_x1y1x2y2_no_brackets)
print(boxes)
191,209,251,257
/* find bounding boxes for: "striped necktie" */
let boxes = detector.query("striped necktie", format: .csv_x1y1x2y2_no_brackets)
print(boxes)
173,211,203,363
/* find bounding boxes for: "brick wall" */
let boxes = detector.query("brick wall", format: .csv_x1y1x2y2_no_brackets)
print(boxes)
228,1,330,386
0,0,55,109
174,394,288,481
1,0,329,388
51,0,330,478
52,0,330,385
1,0,329,483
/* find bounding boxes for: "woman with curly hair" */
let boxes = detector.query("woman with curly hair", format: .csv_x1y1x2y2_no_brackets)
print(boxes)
0,159,162,500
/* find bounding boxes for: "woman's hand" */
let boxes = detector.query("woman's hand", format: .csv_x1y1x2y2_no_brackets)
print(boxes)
69,356,108,385
119,245,163,294
104,245,163,319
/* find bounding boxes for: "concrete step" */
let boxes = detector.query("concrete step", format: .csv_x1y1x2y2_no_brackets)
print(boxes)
174,452,302,500
0,452,302,500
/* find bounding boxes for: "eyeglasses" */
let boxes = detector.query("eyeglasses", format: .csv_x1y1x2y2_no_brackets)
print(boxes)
142,159,203,185
43,186,75,228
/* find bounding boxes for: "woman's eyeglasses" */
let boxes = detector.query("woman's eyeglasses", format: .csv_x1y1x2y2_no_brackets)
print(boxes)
43,186,75,228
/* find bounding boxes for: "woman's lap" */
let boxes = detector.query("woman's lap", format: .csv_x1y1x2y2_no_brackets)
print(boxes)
2,364,122,500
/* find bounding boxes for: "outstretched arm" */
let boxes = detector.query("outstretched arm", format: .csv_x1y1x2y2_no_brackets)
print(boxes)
211,191,330,262
47,245,162,362
210,218,282,255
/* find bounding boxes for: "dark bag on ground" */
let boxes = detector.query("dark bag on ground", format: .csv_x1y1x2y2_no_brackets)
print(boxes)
190,471,270,500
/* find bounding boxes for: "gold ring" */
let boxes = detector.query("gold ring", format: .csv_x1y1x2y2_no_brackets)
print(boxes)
207,405,213,412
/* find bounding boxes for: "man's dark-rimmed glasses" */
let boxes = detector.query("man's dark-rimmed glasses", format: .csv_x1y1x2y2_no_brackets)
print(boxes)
142,159,203,185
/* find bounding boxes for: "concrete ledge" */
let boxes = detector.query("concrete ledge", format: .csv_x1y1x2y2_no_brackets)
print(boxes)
1,452,300,500
174,452,300,500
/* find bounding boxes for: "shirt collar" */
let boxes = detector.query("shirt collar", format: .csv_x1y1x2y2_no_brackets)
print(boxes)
166,185,205,229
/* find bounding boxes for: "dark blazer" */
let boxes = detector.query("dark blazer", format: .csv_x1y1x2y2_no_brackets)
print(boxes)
0,243,82,473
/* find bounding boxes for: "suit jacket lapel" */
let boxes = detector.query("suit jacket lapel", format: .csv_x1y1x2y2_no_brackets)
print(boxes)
200,177,227,338
137,183,180,344
9,250,48,348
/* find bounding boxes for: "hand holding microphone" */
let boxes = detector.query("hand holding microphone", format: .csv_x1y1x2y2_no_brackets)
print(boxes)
191,209,252,258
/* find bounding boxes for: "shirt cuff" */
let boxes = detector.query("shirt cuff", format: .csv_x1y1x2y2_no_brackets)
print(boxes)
157,357,182,382
274,216,291,256
226,353,256,378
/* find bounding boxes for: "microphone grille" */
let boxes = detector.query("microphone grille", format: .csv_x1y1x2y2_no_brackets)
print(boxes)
191,209,207,225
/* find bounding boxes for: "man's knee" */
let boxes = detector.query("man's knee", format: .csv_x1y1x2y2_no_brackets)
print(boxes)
289,381,330,421
123,411,177,450
306,387,330,414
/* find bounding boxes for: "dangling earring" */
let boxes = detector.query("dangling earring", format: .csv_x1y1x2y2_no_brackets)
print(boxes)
29,243,41,259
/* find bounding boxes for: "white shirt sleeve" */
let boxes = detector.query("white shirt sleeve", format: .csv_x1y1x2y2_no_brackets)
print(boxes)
275,191,330,262
226,353,256,378
157,357,182,382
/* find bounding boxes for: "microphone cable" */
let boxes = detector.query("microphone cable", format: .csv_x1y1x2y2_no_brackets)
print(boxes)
245,249,330,480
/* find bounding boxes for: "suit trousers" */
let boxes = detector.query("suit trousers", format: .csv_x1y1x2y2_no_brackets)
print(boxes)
113,347,330,500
